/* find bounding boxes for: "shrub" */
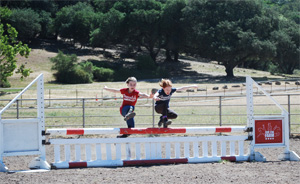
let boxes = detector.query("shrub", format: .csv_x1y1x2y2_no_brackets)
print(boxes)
268,63,280,75
71,66,93,84
93,67,114,82
136,55,156,70
51,51,92,84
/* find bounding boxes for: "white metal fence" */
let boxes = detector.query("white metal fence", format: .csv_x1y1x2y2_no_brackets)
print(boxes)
0,93,299,134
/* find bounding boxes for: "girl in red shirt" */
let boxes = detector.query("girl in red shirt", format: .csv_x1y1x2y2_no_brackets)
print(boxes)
104,77,152,138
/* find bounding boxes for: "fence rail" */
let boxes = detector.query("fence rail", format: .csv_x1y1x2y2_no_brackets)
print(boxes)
0,93,299,134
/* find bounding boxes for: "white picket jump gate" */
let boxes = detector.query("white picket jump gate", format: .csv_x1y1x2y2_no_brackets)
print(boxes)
50,135,249,169
0,74,299,172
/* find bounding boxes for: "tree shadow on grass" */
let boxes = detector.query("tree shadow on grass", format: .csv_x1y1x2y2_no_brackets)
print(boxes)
141,60,247,84
29,39,285,84
29,39,103,56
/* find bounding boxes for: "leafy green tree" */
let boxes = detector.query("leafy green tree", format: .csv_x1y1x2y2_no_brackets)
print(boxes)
8,8,41,42
161,0,187,62
92,0,116,13
90,8,125,48
38,10,54,39
54,2,95,47
0,23,31,87
126,0,164,62
270,19,299,74
264,0,299,24
184,0,277,77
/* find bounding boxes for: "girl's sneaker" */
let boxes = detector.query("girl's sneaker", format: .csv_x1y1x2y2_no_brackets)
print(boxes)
158,116,163,127
124,111,136,121
163,118,172,128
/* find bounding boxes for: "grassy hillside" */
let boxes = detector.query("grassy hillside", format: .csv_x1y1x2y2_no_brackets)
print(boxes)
4,39,300,90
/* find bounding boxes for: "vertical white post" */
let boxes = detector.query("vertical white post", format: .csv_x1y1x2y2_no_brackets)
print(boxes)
75,145,81,161
116,144,121,160
0,114,6,172
135,143,141,160
96,144,102,160
54,145,60,163
221,141,226,157
238,140,244,156
125,143,131,160
156,143,162,159
65,145,71,162
283,112,290,153
246,76,255,160
37,74,46,161
145,143,150,159
193,142,199,158
165,143,171,159
203,141,208,157
106,144,112,160
212,141,217,157
230,141,235,156
85,144,91,161
184,142,190,158
150,143,156,159
175,142,180,158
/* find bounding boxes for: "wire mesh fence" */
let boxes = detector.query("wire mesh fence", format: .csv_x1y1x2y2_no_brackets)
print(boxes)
0,93,299,134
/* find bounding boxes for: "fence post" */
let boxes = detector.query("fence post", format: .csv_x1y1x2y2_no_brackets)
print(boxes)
147,89,149,103
76,89,78,106
288,95,291,137
16,99,19,119
219,96,222,126
152,98,155,128
270,83,272,93
82,98,85,128
101,89,104,104
49,89,51,107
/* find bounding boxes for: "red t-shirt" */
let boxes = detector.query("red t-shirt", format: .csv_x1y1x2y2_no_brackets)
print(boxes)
120,88,139,114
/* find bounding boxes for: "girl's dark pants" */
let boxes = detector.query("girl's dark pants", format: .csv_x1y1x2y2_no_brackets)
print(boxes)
155,103,178,119
121,105,135,128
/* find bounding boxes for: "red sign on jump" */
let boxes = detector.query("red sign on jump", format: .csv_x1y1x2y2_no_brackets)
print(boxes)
255,119,283,144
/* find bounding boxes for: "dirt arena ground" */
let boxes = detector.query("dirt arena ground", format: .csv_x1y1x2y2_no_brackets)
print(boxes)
1,137,300,184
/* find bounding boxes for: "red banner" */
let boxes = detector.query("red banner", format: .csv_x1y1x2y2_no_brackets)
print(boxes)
255,120,283,144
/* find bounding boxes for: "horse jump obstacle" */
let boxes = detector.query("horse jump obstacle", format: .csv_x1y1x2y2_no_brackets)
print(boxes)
0,75,299,172
48,129,249,169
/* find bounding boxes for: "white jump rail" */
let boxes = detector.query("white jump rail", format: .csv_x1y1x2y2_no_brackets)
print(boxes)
46,126,247,136
0,74,50,172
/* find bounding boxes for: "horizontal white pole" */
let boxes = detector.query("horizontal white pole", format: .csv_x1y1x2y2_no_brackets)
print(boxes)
46,126,247,136
2,118,39,124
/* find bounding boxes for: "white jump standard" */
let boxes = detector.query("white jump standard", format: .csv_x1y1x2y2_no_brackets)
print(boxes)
0,74,299,172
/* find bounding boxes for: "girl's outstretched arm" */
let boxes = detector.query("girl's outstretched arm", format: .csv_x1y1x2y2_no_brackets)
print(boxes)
103,86,121,93
153,92,160,101
176,84,198,92
139,92,153,98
